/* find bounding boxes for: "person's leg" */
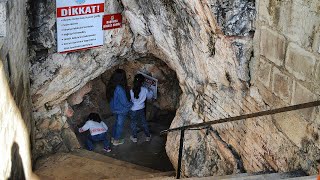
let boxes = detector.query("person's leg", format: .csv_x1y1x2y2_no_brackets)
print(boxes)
129,111,138,142
112,113,126,146
100,133,111,148
112,114,118,138
130,111,138,138
95,133,111,151
138,109,151,138
114,113,127,140
85,135,94,151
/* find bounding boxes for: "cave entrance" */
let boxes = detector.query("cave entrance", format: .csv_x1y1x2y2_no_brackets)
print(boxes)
69,55,181,171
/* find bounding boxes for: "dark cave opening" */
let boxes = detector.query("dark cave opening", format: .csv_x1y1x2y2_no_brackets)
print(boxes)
68,55,182,171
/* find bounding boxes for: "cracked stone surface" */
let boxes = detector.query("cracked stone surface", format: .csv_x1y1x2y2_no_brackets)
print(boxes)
28,0,320,177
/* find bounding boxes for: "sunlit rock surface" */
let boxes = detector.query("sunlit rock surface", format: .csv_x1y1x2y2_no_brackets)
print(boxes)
29,0,320,177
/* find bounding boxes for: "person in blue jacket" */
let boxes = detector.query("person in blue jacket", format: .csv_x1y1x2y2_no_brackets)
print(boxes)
106,69,132,146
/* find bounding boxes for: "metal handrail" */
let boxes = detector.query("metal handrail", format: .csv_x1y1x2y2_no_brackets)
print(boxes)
160,100,320,135
160,100,320,179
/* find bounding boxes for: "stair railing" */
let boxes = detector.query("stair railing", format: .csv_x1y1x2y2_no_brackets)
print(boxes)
160,100,320,179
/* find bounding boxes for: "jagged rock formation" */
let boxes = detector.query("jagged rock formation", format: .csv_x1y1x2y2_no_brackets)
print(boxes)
28,0,320,178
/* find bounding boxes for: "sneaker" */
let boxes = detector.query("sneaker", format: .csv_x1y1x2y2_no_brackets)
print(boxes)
130,136,138,143
112,139,124,146
145,135,151,142
103,147,111,152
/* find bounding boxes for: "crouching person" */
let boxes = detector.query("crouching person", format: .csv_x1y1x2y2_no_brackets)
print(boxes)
79,113,111,152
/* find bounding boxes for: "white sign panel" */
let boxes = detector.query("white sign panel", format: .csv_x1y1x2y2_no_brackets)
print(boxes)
138,71,158,99
56,0,105,53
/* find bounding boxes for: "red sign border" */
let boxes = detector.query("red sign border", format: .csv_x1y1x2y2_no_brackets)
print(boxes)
59,45,103,54
56,3,105,18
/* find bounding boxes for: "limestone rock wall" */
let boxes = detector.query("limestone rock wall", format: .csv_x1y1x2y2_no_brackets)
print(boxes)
0,0,36,179
29,0,320,178
188,0,320,176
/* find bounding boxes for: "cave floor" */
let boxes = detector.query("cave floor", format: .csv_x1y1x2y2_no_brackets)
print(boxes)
74,112,175,172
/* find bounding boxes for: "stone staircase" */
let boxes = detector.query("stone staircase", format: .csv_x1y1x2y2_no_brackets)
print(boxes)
142,173,317,180
34,149,317,180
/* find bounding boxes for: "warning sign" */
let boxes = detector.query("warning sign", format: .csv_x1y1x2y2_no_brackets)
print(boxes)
103,13,122,30
56,0,105,53
138,71,158,99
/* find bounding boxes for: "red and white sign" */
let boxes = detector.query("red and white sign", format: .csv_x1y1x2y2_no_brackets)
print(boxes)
102,13,122,30
56,0,105,53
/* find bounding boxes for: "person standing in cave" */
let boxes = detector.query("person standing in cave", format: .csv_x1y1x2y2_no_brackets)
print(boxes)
106,69,133,146
129,74,153,143
78,113,111,152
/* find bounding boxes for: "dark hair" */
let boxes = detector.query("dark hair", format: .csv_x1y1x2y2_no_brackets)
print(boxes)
87,113,102,123
106,69,128,101
133,74,145,99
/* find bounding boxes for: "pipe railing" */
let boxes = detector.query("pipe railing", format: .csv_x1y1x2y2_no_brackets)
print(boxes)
160,100,320,179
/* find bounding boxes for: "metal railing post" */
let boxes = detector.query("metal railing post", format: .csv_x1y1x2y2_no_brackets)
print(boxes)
177,129,185,179
159,100,320,179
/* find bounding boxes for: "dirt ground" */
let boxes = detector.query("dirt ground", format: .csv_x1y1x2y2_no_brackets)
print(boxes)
74,112,175,172
70,75,176,172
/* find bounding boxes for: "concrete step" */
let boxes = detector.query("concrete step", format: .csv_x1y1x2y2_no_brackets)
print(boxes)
107,171,175,180
71,149,160,174
141,172,314,180
34,151,161,180
205,173,250,180
138,173,249,180
218,172,309,180
286,175,317,180
34,150,316,180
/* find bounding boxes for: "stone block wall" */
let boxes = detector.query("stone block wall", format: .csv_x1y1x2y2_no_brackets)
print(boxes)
255,0,320,125
195,0,319,175
187,0,320,176
0,0,35,179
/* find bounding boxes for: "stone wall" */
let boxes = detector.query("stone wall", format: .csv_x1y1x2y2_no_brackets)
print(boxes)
28,0,320,178
183,0,320,176
0,0,36,179
253,0,320,173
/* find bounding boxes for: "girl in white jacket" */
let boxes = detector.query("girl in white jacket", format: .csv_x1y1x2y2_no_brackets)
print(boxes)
79,113,111,152
129,74,153,143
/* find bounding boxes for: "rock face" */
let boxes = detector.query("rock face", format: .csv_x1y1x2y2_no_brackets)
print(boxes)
211,0,255,36
29,0,320,177
0,0,37,179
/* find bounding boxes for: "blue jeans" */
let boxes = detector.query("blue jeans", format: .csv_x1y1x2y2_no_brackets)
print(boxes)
112,113,128,140
86,132,109,150
130,109,150,138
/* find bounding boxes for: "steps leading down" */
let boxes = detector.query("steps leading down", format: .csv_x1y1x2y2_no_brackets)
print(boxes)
141,172,317,180
34,149,173,180
34,149,317,180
